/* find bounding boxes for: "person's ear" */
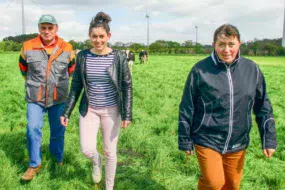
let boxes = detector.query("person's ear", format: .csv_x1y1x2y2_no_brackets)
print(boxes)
107,32,111,39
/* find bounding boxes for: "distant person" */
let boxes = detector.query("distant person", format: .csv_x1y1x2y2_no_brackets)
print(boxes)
126,50,135,75
60,12,132,190
139,50,144,64
19,14,75,181
139,50,148,64
144,50,149,63
178,24,277,190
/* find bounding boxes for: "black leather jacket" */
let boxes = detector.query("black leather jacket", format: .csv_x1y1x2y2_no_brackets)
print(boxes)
178,51,277,154
62,49,132,121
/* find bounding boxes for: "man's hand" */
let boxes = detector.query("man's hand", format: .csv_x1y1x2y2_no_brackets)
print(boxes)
60,116,69,127
263,149,275,158
121,120,131,128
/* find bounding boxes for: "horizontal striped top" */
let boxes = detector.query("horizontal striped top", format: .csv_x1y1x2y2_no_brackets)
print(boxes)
86,50,117,108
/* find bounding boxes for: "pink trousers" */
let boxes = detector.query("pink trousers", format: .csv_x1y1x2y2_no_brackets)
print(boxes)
79,107,121,190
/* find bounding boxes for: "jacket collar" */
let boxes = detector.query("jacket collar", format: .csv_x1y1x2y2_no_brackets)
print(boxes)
211,50,240,70
78,48,120,72
80,48,119,57
32,35,62,49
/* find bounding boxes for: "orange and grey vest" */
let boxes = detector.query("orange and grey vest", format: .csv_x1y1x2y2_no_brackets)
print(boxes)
19,36,75,107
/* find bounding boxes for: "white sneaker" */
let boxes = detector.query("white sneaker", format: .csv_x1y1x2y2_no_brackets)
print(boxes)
92,154,102,183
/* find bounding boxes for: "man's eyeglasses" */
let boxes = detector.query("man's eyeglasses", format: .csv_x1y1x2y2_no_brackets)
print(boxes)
39,26,55,31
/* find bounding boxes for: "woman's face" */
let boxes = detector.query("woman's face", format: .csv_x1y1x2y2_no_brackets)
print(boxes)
213,34,241,64
89,27,111,52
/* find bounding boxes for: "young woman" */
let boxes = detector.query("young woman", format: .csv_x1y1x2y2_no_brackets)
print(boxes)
178,24,277,189
60,12,132,190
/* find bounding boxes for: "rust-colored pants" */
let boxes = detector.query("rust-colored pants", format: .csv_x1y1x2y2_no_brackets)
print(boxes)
195,144,246,190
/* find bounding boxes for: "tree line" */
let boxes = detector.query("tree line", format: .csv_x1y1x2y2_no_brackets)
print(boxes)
1,33,285,56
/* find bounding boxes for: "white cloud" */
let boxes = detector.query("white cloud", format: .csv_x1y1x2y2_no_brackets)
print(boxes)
1,0,284,45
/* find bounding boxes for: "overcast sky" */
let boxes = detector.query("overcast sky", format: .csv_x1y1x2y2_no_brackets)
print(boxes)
1,0,284,45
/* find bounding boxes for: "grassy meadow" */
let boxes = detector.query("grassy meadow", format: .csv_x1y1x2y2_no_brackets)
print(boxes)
0,52,284,190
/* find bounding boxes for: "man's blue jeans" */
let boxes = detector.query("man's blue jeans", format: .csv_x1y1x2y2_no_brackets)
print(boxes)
26,103,66,167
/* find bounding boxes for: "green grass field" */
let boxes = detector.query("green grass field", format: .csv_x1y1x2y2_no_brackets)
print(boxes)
0,52,284,190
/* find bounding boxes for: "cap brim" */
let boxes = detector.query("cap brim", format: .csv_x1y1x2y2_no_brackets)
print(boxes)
38,21,57,25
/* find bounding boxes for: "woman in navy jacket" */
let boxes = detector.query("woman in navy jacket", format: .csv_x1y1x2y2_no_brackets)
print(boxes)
178,24,277,190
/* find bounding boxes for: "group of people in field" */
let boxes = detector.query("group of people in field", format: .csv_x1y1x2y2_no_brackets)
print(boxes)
18,11,277,190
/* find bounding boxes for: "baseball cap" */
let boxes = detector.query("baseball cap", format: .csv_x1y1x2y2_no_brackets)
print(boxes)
38,14,57,25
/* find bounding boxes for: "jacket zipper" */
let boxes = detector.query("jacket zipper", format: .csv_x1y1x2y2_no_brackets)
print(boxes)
82,55,90,102
43,49,49,107
223,66,234,154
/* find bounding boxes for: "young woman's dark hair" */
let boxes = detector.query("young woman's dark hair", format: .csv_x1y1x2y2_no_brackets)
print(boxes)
89,12,112,34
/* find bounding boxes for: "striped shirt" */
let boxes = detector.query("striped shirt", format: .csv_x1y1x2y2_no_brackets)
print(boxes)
86,50,118,108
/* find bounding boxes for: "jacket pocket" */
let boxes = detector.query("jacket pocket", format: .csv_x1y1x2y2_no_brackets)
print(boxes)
26,56,43,75
53,81,69,101
246,98,255,139
193,98,213,133
26,80,43,102
55,56,69,74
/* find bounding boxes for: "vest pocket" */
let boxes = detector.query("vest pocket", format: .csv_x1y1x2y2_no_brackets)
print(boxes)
26,80,43,102
26,56,44,75
55,56,69,74
53,81,69,101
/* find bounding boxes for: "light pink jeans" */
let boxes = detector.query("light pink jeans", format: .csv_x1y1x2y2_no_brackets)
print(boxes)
79,106,121,190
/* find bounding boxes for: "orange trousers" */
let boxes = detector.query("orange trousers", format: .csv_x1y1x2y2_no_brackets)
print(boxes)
194,144,246,190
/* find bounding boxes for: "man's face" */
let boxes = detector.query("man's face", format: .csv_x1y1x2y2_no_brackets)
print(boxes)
38,23,58,44
213,34,241,64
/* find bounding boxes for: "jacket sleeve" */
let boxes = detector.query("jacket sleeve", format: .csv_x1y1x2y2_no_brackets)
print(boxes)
68,50,76,77
19,47,28,77
121,52,132,121
178,67,198,151
62,53,83,118
253,67,277,149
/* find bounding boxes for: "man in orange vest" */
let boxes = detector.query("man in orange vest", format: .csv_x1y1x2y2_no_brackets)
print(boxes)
19,14,75,181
